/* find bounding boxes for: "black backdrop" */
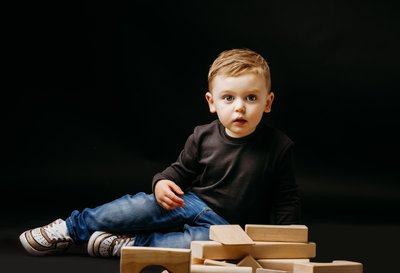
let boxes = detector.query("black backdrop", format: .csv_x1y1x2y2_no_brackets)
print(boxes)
2,1,400,270
4,0,400,220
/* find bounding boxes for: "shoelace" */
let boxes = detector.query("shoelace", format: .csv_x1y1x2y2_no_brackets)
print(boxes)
112,236,135,256
43,220,69,241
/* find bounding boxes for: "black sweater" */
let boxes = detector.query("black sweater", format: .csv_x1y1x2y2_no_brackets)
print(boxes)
152,119,301,226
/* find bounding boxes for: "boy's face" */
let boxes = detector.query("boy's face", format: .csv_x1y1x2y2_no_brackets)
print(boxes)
206,73,274,138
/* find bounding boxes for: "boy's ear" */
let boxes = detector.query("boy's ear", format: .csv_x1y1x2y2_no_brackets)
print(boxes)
264,91,275,113
205,92,217,113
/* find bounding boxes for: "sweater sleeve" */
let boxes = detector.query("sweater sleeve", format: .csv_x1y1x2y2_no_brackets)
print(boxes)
270,145,302,224
152,132,201,192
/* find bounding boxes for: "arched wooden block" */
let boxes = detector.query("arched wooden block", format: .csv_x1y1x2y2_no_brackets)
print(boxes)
120,246,191,273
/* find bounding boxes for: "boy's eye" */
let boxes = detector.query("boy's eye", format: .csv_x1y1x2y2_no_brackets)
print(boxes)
247,95,257,101
223,95,234,102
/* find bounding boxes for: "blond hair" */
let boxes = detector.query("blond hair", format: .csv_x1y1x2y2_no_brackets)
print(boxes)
208,48,271,91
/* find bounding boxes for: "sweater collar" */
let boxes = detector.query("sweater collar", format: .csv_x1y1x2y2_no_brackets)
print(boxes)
217,120,260,145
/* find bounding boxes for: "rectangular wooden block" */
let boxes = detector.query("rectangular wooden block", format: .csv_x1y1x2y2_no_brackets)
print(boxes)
191,241,252,260
245,225,308,243
257,259,310,273
293,260,363,273
204,259,237,267
191,265,252,273
256,268,288,273
190,241,316,260
251,242,315,259
210,225,255,245
120,246,191,273
192,258,205,265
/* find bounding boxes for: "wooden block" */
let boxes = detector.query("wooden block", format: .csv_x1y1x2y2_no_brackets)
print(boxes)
256,268,287,273
251,242,315,259
190,241,316,260
293,260,363,273
204,259,237,267
120,246,191,273
257,259,310,273
237,255,263,273
191,241,252,260
192,258,205,265
191,265,252,273
210,225,255,245
245,225,308,243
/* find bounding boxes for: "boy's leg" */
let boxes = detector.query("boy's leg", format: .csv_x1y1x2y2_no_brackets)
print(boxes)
67,191,223,243
87,224,209,257
134,225,209,249
86,194,229,256
20,191,229,256
134,207,229,248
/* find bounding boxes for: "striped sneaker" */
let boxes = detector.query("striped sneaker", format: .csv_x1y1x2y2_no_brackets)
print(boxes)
19,219,74,256
87,231,135,257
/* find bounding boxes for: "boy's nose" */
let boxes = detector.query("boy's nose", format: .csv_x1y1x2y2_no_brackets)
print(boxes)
234,99,245,113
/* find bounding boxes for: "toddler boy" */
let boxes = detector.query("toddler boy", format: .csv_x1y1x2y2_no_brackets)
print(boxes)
20,48,300,257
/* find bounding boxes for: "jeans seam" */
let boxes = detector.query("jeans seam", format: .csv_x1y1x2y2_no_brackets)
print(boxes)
192,207,212,224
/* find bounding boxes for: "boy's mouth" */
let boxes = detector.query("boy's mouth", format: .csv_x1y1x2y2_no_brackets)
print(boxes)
233,117,247,125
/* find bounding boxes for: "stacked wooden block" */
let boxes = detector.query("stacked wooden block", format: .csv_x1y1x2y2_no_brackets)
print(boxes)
120,224,363,273
191,224,362,273
190,224,311,273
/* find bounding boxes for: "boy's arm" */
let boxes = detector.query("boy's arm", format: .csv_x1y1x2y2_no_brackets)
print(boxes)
271,146,302,224
152,132,201,196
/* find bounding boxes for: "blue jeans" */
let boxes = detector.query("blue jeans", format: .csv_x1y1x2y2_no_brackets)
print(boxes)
66,191,229,248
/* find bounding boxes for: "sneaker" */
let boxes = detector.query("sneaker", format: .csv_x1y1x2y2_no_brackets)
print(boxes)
88,231,135,257
19,218,74,256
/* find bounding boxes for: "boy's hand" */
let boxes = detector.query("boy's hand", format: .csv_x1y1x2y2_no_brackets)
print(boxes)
154,180,185,210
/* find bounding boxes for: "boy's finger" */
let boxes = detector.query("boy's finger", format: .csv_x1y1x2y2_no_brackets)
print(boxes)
170,183,184,196
169,194,184,206
162,198,181,210
165,190,184,206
